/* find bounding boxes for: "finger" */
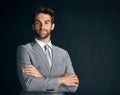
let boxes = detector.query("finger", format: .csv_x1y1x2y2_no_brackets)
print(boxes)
71,82,79,87
72,78,79,84
22,68,34,73
72,79,79,83
74,80,79,84
76,79,79,84
22,68,34,71
25,73,36,77
26,73,42,78
65,75,78,79
25,72,34,75
73,77,79,80
69,74,77,78
23,70,35,74
23,66,36,70
71,76,78,79
22,66,32,70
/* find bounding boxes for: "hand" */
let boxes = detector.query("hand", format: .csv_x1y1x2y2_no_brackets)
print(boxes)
58,74,79,87
22,64,44,78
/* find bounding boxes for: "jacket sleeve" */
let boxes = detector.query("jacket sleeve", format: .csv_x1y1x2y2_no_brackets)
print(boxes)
17,45,59,92
58,51,79,92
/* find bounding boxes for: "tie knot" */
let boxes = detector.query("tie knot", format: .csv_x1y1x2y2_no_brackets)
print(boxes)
44,45,50,51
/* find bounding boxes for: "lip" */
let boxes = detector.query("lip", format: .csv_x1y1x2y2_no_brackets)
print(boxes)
40,30,47,33
39,30,47,35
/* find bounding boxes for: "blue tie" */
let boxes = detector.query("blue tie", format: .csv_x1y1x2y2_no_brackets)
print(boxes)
44,45,52,67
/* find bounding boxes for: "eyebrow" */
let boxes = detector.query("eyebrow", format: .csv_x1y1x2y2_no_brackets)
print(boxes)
45,20,51,22
34,19,51,22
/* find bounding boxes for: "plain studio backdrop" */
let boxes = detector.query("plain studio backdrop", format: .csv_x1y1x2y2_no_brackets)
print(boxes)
1,0,120,95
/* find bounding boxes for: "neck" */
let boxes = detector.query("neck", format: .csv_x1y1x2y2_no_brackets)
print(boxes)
36,36,50,44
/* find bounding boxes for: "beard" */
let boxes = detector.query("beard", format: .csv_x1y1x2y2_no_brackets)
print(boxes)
35,29,51,39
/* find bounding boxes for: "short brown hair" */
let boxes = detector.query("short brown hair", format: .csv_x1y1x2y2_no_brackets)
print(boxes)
32,6,55,24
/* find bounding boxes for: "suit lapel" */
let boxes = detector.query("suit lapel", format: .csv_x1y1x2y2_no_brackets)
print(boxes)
31,40,51,73
49,45,58,76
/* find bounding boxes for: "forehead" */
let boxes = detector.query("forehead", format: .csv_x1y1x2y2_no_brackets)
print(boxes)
35,13,51,21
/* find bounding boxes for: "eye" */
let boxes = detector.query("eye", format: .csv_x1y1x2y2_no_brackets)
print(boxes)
34,20,41,25
45,21,50,24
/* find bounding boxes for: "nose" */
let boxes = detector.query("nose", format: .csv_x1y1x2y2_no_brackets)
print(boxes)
40,23,45,29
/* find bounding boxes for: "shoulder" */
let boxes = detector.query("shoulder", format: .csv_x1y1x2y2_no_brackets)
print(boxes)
17,43,32,52
53,45,69,55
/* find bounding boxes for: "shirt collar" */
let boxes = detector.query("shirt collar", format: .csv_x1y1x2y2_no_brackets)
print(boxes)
35,38,52,48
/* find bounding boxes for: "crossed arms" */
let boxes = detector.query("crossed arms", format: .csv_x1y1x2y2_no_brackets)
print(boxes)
17,45,79,93
22,64,79,87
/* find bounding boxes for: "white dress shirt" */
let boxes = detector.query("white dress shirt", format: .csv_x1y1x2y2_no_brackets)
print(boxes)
35,38,52,58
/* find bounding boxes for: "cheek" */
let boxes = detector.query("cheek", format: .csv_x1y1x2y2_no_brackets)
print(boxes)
34,25,41,30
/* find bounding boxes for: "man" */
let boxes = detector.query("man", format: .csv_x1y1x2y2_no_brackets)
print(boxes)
17,6,79,95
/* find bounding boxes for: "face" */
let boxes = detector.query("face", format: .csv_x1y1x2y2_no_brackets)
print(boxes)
32,13,55,39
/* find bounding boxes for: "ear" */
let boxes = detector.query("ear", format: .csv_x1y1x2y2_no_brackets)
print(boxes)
32,24,35,30
51,23,55,30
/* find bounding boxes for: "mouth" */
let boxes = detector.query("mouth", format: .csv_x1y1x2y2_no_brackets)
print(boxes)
40,30,47,33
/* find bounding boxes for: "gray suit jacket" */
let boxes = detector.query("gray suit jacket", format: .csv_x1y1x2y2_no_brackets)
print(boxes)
17,40,78,95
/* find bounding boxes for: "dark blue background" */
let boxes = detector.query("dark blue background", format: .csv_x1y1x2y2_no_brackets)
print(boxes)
1,0,120,95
